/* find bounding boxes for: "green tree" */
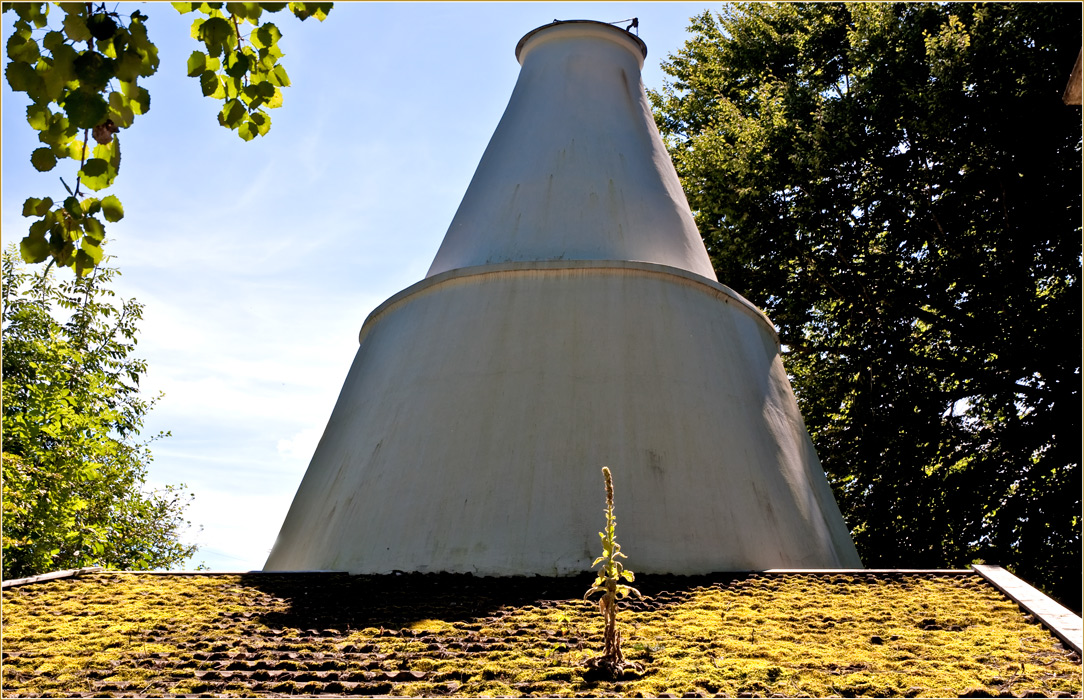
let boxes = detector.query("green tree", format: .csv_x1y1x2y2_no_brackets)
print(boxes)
652,3,1081,610
4,1,331,275
2,250,197,579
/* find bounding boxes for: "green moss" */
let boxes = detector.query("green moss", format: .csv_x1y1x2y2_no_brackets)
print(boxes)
1,572,1080,698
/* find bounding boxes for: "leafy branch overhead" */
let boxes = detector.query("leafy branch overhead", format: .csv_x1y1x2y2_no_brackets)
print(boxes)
4,1,332,276
6,2,156,276
175,2,331,141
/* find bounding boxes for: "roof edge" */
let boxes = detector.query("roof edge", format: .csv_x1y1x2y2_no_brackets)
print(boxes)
972,564,1082,654
2,566,103,589
762,568,973,574
1,568,349,588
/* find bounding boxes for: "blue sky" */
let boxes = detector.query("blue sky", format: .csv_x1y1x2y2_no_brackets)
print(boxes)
2,2,714,571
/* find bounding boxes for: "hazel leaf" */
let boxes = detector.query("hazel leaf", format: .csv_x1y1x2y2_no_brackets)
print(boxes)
26,103,50,130
73,50,114,93
7,33,40,63
197,16,234,58
5,61,43,94
62,12,91,42
86,13,118,41
31,147,57,172
42,30,66,52
100,195,124,222
187,50,209,77
22,196,54,217
64,90,108,129
21,231,51,263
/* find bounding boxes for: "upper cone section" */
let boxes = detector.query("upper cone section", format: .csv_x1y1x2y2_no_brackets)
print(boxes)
426,20,718,281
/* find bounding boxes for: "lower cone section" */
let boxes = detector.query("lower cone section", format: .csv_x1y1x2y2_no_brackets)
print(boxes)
265,262,862,575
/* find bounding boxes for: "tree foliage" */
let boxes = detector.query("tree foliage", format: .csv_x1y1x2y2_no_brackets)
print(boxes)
4,1,331,276
2,250,197,579
652,3,1081,609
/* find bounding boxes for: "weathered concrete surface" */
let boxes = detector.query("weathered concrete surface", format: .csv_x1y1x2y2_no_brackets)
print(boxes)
974,564,1083,653
427,21,716,281
266,20,862,575
265,261,862,575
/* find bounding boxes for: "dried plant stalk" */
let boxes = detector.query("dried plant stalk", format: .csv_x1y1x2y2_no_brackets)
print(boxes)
584,466,643,678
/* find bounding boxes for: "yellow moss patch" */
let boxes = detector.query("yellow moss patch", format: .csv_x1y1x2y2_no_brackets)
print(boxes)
0,571,1079,698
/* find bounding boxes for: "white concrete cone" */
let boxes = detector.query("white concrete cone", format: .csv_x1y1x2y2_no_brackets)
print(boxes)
265,20,862,575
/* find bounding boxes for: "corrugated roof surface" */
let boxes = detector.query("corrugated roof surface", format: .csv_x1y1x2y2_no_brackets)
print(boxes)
2,570,1080,698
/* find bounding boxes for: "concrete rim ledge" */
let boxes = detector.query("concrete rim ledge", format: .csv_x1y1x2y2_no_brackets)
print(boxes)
1,568,348,588
359,260,778,347
761,568,973,574
972,564,1083,654
515,19,648,63
1,566,103,589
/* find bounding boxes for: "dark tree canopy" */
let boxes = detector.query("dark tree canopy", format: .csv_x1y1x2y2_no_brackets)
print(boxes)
652,2,1081,610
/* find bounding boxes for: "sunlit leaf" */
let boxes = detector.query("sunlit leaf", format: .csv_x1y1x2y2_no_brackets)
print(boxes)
288,2,331,21
79,238,104,264
79,158,116,191
113,49,143,82
20,231,51,263
222,74,240,98
62,12,91,43
63,90,108,129
187,50,209,77
224,49,250,79
189,16,206,40
73,50,113,92
252,111,271,136
236,118,258,141
80,197,101,215
100,195,124,222
94,138,121,168
30,147,57,172
271,63,290,87
12,2,50,29
217,98,245,128
197,16,235,58
127,21,159,76
73,249,97,277
22,197,53,217
120,81,150,114
42,30,66,52
5,61,43,94
43,43,78,102
85,13,118,41
107,91,135,128
80,159,108,178
83,216,105,240
252,22,282,49
7,33,40,63
26,103,50,130
62,195,82,218
199,69,218,96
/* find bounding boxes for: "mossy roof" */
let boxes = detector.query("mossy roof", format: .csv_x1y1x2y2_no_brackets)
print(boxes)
1,569,1080,698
